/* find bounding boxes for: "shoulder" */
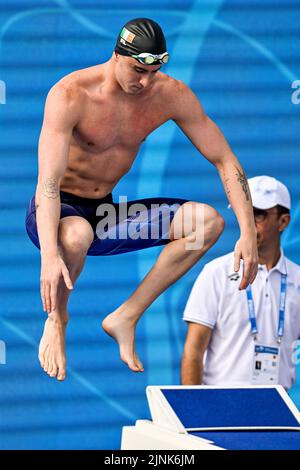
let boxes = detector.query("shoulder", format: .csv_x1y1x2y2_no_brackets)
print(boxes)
48,64,102,104
204,252,235,275
192,252,234,288
158,74,195,98
285,256,300,279
49,72,85,103
155,74,194,101
44,72,88,124
157,75,203,121
42,72,88,128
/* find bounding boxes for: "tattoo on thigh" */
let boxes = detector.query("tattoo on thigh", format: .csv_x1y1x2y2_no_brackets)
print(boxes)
235,166,250,201
42,178,59,199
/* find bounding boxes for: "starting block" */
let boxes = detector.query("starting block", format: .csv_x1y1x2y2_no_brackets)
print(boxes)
121,386,300,450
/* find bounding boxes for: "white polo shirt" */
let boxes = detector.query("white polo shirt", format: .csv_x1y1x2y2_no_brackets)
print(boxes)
183,250,300,389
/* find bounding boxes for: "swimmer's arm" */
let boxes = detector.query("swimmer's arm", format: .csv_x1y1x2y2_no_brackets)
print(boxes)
36,84,82,312
36,84,80,258
172,82,258,288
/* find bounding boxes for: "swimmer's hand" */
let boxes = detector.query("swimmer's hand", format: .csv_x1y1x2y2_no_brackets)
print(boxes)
234,233,258,290
40,253,73,313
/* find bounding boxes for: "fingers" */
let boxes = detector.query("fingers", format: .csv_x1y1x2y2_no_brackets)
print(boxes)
234,249,241,273
40,279,60,313
239,260,258,290
249,263,258,285
239,272,250,290
50,282,58,313
234,237,258,290
62,267,73,291
40,260,73,314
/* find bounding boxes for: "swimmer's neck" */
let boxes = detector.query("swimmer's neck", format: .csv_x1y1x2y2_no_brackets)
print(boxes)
102,58,154,100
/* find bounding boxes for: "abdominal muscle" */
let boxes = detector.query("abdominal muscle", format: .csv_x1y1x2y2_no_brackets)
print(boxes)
60,140,140,199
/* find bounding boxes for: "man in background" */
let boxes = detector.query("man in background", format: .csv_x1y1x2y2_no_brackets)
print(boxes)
181,176,300,390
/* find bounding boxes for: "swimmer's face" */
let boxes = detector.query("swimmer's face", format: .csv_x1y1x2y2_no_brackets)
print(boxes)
114,53,161,94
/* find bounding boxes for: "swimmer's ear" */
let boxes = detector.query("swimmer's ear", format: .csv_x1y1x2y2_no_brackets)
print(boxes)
113,51,119,62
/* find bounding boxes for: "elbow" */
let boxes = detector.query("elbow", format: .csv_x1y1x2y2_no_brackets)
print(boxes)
216,150,239,172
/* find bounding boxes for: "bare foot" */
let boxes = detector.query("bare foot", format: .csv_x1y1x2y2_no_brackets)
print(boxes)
102,310,144,373
38,315,68,381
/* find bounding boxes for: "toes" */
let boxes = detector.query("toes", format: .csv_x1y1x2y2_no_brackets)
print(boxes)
39,355,44,368
44,355,51,373
38,318,67,381
39,346,66,380
57,372,66,381
121,354,137,371
44,350,53,374
127,358,141,372
120,349,142,372
49,363,58,378
39,344,48,368
57,362,66,381
134,354,144,372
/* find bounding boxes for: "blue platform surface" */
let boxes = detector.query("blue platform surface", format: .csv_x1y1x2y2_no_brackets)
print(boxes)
161,388,300,429
191,430,300,450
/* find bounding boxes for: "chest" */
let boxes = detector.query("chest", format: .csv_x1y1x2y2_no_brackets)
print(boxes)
217,274,300,339
74,98,168,149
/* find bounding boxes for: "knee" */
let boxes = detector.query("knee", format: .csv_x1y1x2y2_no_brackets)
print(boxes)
179,201,224,231
59,218,94,255
171,201,224,244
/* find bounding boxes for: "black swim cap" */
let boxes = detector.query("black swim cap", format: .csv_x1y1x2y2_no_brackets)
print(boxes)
114,18,167,63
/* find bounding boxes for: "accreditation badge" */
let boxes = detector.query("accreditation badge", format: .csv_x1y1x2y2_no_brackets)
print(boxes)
251,344,280,385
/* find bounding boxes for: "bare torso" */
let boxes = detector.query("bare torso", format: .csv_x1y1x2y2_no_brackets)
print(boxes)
58,63,176,198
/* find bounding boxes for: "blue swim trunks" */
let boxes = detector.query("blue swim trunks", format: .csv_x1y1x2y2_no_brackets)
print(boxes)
25,191,188,256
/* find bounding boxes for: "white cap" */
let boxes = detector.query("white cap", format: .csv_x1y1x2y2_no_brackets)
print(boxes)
227,175,291,210
248,176,291,210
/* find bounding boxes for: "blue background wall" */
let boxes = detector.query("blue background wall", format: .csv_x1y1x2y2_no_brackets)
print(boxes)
0,0,300,449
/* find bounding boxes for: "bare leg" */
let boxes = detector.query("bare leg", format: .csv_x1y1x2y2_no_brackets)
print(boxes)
102,202,224,372
39,217,94,381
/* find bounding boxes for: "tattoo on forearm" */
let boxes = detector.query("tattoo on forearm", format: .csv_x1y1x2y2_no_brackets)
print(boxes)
224,177,231,197
235,166,250,201
221,170,231,198
42,178,59,199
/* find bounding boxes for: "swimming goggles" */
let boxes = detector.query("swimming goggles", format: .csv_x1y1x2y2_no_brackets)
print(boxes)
132,52,169,65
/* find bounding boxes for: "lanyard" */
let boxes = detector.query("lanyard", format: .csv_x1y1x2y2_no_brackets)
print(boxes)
246,272,287,344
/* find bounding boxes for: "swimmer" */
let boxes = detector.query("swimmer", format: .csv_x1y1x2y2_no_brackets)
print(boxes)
25,18,258,381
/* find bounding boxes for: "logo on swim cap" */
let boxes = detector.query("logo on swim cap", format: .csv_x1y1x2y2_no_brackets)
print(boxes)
120,27,136,44
115,18,168,65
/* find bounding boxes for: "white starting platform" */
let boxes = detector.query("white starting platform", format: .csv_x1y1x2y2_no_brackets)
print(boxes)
121,386,300,450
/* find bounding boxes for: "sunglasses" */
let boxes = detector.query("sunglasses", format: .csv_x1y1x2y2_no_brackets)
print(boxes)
253,208,280,223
